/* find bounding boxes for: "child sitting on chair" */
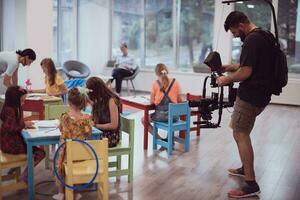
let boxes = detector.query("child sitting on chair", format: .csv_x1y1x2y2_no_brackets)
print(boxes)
141,63,182,139
53,87,93,200
0,86,45,182
29,58,67,97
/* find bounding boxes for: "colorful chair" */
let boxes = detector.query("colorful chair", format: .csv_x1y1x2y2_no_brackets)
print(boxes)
153,102,191,156
0,151,27,200
44,104,70,169
64,138,109,200
108,116,135,182
179,93,202,138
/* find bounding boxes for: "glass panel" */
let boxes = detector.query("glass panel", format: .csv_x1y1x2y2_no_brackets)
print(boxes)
59,0,76,63
278,0,300,74
145,0,173,67
112,0,143,66
179,0,215,72
232,0,272,63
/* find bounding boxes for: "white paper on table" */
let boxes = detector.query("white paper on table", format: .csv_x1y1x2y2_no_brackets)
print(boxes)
33,120,59,128
27,93,48,97
26,128,61,138
122,95,151,104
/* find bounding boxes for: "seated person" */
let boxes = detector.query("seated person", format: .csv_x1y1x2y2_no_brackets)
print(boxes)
110,43,137,94
141,63,182,139
29,58,67,97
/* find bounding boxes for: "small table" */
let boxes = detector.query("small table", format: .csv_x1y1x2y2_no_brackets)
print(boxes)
120,95,155,150
22,122,101,200
0,94,63,119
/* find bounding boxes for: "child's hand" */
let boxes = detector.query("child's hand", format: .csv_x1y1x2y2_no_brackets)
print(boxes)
25,121,35,129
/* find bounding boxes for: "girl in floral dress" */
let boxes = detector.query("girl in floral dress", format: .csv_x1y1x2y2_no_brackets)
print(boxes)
53,87,93,200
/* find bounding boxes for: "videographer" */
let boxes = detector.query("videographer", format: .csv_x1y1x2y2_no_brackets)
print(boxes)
217,11,272,198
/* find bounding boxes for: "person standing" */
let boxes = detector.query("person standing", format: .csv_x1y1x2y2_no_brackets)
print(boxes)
217,11,273,198
0,48,36,94
110,43,136,95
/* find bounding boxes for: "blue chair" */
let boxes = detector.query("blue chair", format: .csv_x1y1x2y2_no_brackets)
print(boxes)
63,79,86,103
153,102,191,156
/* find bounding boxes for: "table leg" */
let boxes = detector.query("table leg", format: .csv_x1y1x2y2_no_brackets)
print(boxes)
27,143,35,200
144,109,149,150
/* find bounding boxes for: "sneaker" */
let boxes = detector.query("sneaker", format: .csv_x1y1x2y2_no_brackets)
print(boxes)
228,184,260,198
75,193,82,200
52,192,64,200
228,167,245,178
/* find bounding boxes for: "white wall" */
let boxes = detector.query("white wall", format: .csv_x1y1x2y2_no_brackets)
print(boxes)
26,0,53,89
78,0,110,75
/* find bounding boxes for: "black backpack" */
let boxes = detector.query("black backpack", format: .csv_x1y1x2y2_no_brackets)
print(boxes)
255,29,288,96
151,78,177,122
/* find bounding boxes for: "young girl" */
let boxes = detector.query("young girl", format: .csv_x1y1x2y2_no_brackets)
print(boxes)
142,63,182,139
53,88,93,200
86,77,120,148
29,58,67,97
0,86,45,181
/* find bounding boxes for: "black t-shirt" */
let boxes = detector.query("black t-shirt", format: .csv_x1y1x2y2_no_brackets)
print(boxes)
238,29,272,108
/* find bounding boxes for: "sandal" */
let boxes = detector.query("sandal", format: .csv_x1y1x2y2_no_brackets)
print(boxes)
228,184,260,198
228,166,245,178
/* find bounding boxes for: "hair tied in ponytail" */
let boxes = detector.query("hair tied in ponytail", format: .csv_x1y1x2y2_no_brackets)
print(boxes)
161,70,167,75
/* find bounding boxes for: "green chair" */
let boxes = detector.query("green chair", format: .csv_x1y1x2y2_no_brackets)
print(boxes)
44,104,70,120
108,116,135,182
44,104,70,169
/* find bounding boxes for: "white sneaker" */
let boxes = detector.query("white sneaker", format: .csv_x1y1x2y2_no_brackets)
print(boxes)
75,193,82,200
52,192,64,200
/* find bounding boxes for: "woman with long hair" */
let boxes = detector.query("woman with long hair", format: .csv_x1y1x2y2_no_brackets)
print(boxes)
86,77,121,147
29,58,67,97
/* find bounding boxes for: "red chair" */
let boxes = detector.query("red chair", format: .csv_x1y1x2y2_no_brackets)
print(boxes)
23,100,45,121
179,93,202,138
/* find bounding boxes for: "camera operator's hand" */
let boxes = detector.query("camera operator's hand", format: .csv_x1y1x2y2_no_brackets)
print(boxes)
216,76,232,86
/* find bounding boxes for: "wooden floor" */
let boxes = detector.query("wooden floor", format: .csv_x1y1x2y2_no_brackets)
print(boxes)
2,103,300,200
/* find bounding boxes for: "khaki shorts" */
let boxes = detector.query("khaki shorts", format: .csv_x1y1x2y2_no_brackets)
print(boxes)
230,97,264,134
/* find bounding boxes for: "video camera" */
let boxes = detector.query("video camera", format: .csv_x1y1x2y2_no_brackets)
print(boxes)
188,51,237,128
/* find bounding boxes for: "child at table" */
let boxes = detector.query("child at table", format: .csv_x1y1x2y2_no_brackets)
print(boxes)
53,87,93,200
0,85,45,182
29,58,67,97
86,77,121,148
141,63,182,139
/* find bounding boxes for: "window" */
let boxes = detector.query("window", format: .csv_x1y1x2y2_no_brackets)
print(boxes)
145,0,173,67
179,0,214,70
111,0,215,70
0,0,2,50
112,0,143,66
277,0,300,74
53,0,77,65
231,0,272,63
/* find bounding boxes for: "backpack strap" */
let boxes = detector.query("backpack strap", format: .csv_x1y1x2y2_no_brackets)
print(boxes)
156,78,176,95
165,78,176,96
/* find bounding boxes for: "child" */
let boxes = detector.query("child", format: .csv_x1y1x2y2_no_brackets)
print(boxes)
86,77,121,148
29,58,67,97
53,87,93,200
0,86,45,181
142,63,182,139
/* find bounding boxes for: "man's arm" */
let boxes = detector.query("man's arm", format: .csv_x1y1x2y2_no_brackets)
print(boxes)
221,64,240,72
217,66,252,86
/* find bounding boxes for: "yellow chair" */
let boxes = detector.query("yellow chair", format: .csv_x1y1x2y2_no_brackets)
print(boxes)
0,151,27,200
64,138,109,200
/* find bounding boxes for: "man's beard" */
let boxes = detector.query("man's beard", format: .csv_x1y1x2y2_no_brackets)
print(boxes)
239,30,246,42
